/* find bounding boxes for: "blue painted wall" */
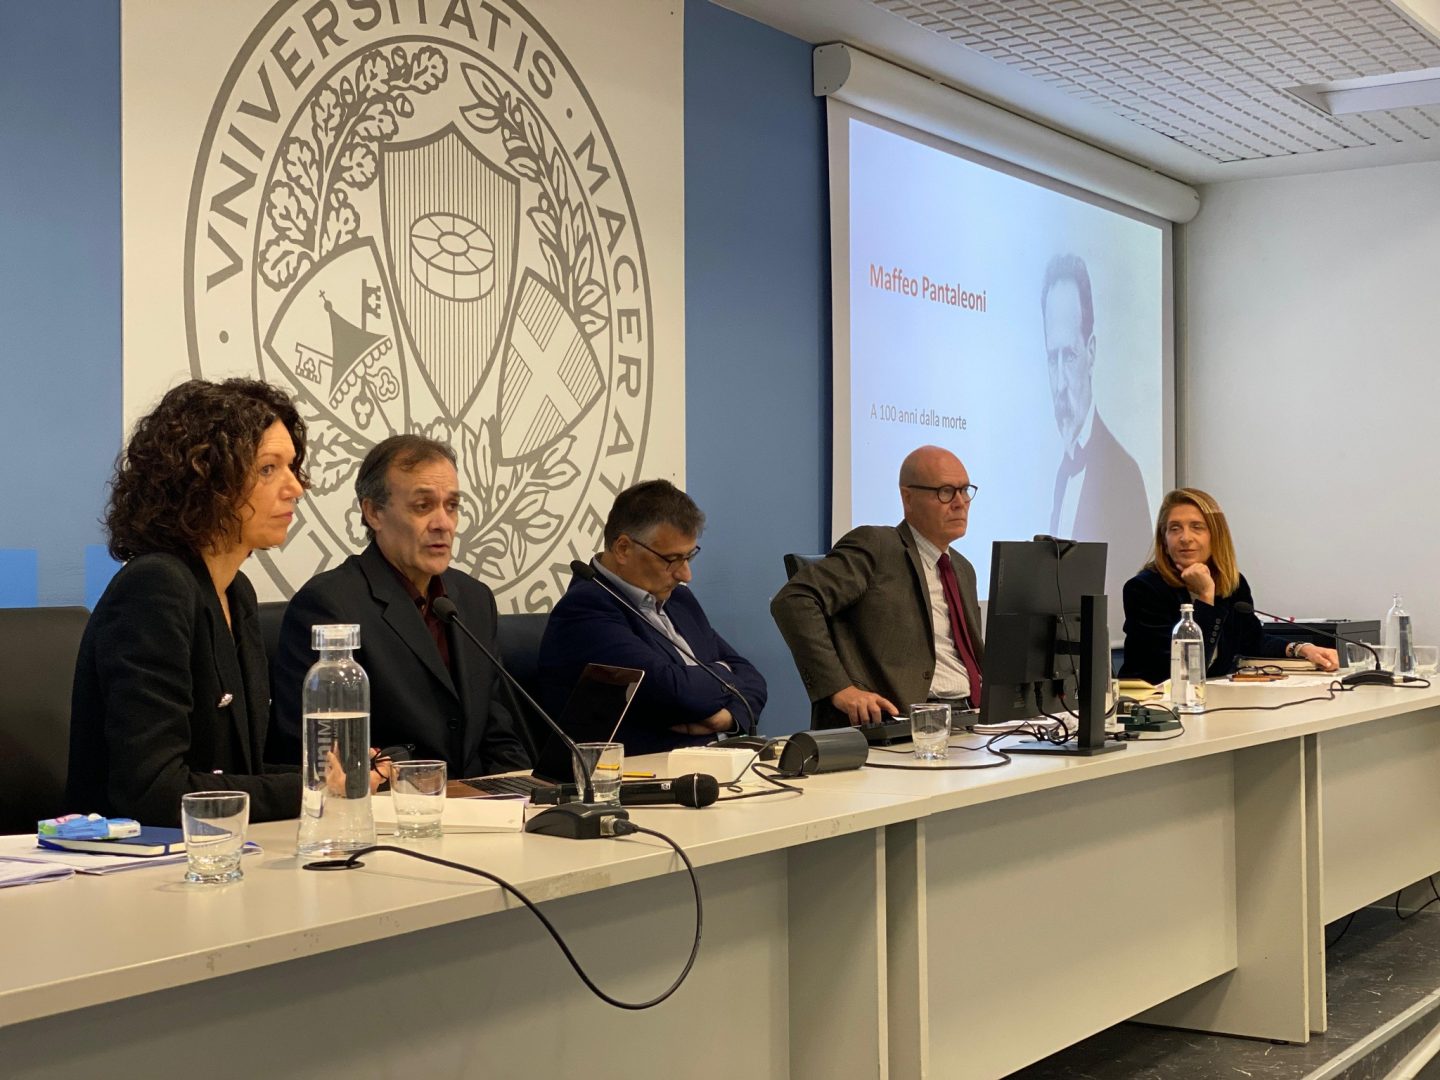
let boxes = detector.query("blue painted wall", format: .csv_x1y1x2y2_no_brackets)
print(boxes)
0,0,828,731
0,1,122,607
683,0,829,733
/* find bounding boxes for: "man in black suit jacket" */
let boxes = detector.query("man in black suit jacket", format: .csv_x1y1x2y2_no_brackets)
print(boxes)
1042,254,1152,590
772,446,984,729
272,436,530,778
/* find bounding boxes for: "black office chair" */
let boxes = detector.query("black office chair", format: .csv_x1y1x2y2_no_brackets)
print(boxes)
782,553,825,579
497,612,550,757
257,600,287,670
0,606,90,832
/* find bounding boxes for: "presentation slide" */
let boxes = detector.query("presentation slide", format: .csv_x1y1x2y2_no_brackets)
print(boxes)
836,111,1169,614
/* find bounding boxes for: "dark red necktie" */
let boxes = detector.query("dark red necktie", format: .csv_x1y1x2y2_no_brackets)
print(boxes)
937,553,983,702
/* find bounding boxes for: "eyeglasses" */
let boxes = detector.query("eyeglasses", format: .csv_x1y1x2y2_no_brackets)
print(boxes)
631,537,702,567
905,483,978,505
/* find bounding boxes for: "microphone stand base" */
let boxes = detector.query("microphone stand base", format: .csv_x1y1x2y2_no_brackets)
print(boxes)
525,803,630,840
1342,670,1399,687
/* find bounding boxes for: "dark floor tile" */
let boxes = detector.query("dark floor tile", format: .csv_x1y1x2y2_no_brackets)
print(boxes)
1008,904,1440,1080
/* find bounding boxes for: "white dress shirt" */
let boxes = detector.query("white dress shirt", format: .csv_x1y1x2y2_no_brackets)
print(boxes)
910,530,971,700
593,560,697,666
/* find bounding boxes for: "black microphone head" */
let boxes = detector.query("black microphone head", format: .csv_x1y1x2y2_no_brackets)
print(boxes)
570,559,598,581
430,596,459,623
679,773,720,808
1233,602,1255,616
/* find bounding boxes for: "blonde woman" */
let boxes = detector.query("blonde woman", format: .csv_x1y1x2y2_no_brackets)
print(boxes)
1119,488,1338,684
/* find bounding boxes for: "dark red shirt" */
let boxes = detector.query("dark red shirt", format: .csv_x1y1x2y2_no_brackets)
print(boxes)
385,559,452,673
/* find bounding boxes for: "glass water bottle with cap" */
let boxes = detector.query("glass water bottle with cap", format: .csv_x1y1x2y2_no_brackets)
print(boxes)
1383,594,1416,676
1170,603,1206,714
296,624,375,856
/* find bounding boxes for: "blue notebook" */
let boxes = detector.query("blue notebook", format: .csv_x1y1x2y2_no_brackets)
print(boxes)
37,827,186,857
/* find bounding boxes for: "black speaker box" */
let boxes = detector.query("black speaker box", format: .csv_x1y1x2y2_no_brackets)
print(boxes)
778,728,869,777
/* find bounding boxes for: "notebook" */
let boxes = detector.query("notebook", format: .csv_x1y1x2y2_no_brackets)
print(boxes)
37,826,186,857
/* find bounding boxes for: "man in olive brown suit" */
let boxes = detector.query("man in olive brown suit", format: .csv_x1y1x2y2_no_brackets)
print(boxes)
771,445,984,729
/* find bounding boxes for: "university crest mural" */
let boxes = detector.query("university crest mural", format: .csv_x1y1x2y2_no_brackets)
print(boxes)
177,0,665,610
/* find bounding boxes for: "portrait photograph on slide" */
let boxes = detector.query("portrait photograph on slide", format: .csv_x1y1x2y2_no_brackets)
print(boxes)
836,111,1170,613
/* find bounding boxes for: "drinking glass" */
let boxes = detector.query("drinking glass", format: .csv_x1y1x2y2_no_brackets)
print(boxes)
1411,645,1439,680
392,760,447,839
909,703,952,761
182,791,249,884
1346,642,1394,673
573,742,624,804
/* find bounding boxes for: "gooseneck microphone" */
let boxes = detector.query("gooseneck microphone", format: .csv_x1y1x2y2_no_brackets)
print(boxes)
429,596,629,839
569,559,759,737
1233,602,1397,687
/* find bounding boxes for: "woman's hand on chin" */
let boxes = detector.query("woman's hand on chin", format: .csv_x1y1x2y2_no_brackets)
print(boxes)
1179,563,1215,605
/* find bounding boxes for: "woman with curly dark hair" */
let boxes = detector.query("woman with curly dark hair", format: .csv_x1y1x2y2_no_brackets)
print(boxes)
67,379,315,824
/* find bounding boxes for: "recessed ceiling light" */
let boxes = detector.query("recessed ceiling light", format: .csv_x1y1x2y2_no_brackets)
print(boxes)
1289,67,1440,115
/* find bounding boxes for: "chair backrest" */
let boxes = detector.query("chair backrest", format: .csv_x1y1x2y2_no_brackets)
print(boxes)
497,612,550,756
783,553,824,580
0,606,90,832
257,600,287,671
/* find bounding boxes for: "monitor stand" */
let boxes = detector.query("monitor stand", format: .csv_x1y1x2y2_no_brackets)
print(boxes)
1008,594,1125,757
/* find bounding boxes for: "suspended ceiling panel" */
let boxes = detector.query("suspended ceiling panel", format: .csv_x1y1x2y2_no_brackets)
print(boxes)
718,0,1440,181
870,0,1440,164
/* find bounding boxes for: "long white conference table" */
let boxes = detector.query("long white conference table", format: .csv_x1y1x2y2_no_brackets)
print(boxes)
3,680,1439,1079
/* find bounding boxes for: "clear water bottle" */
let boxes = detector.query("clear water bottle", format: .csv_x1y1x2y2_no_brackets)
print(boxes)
1170,603,1206,714
296,624,375,856
1383,594,1416,676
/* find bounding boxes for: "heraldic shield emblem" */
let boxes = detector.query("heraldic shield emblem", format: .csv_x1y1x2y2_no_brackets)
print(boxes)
381,125,518,422
264,240,410,449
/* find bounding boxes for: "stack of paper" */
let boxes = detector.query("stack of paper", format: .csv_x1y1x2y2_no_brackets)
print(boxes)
0,858,73,888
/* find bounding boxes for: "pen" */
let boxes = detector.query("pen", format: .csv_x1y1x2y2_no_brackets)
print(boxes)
622,771,655,779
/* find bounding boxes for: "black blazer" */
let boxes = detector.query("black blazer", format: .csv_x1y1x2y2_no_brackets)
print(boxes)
1119,567,1289,684
67,553,301,826
271,543,531,778
538,572,769,757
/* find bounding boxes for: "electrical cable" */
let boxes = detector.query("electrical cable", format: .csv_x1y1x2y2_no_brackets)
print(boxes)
303,836,702,1010
718,757,805,800
1326,911,1357,949
1205,675,1431,717
1396,876,1440,922
865,735,1012,770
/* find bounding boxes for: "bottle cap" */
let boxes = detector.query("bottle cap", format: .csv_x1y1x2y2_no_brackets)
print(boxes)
1180,603,1194,613
311,624,361,650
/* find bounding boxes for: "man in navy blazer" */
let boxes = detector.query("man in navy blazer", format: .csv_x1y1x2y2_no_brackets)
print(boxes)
538,480,767,757
272,435,531,778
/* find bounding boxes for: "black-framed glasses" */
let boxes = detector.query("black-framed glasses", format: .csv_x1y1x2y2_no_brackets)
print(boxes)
905,483,978,504
631,537,702,567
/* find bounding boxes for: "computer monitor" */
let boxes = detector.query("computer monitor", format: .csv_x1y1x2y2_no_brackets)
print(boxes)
978,537,1123,756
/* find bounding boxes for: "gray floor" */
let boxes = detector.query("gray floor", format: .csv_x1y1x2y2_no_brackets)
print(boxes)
1010,886,1440,1079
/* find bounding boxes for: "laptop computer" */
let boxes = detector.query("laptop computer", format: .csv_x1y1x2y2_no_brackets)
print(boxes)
461,663,644,797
